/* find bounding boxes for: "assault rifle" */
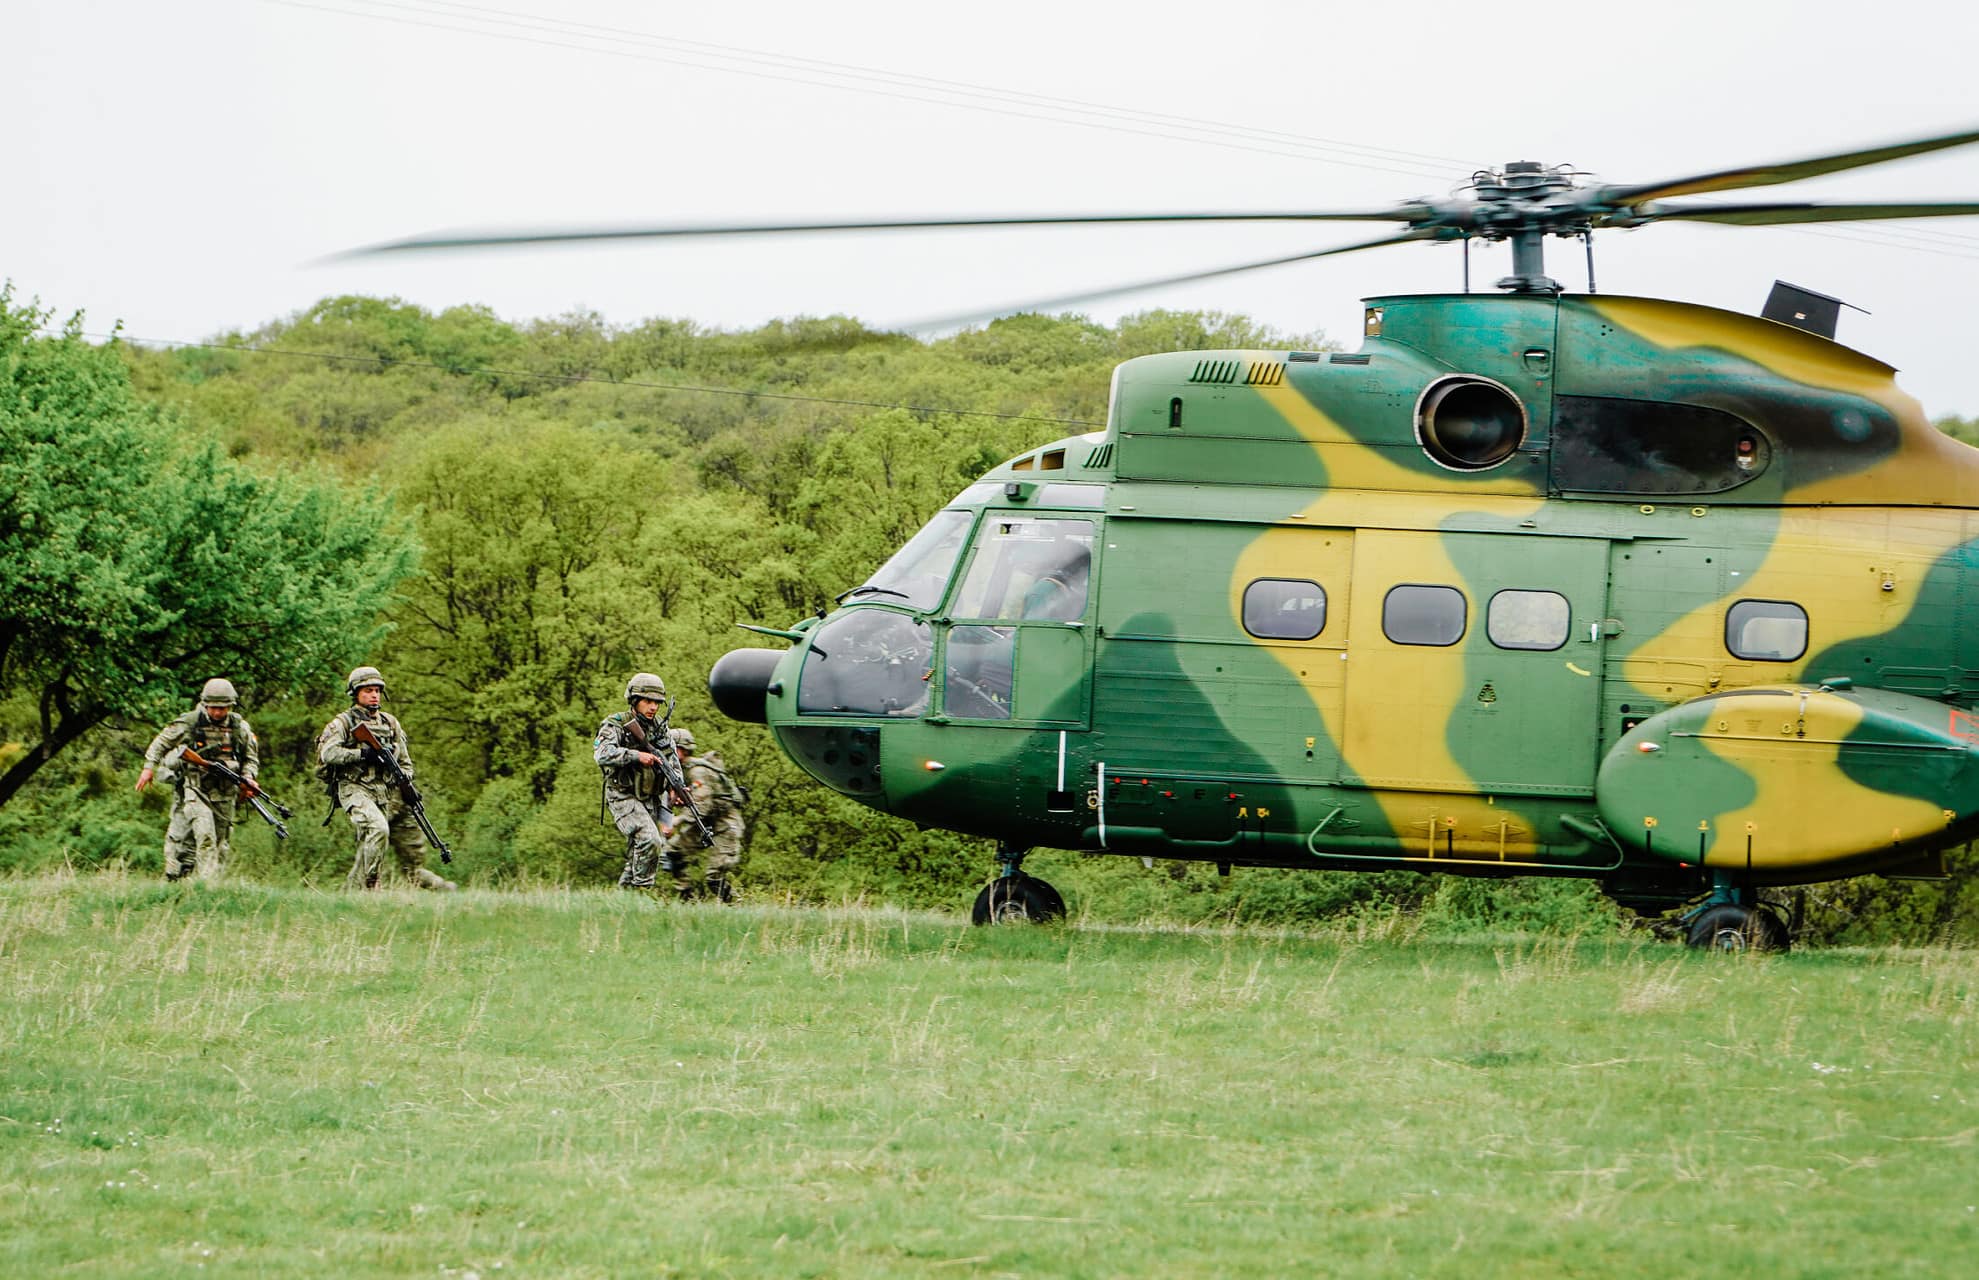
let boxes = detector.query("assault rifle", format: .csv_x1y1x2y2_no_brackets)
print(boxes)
180,747,291,839
350,722,454,864
622,710,715,847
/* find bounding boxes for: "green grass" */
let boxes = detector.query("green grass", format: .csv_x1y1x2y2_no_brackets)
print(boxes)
2,874,1975,1278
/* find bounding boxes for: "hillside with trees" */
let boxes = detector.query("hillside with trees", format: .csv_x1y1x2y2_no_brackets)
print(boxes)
2,287,1972,941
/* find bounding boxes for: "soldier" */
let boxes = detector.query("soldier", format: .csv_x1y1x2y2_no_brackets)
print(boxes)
594,673,677,890
315,666,455,892
661,726,748,902
136,678,259,883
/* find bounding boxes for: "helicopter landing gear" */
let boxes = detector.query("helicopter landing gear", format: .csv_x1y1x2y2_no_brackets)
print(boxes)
1681,875,1790,953
971,846,1065,925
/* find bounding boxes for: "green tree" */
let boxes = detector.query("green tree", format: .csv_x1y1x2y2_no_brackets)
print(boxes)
0,287,415,806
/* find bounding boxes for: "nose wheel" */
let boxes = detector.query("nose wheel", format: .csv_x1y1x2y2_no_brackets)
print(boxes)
972,846,1065,925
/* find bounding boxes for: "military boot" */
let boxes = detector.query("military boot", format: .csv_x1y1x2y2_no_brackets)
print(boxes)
706,875,735,904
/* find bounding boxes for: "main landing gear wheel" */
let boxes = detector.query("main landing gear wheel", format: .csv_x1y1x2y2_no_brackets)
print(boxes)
972,874,1066,925
1685,902,1790,953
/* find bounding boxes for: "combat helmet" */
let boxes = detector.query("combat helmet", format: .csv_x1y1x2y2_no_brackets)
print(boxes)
198,677,239,707
625,672,668,706
347,666,387,698
669,727,696,751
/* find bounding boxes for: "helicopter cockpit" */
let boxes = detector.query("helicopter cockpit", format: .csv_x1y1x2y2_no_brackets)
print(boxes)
792,481,1102,723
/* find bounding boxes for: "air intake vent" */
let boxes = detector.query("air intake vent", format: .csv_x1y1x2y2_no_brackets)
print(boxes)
1082,443,1115,470
1187,359,1241,384
1329,353,1372,366
1244,362,1286,386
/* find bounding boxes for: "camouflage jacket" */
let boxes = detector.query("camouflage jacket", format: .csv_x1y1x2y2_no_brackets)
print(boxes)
144,710,259,799
593,711,667,803
684,751,745,820
316,706,415,790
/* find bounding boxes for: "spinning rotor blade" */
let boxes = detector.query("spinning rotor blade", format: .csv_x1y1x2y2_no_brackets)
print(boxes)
1628,199,1979,227
901,228,1444,330
343,207,1433,258
1601,125,1979,205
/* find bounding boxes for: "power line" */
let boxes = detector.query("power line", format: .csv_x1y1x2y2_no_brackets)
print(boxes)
268,0,1979,265
55,329,1101,428
263,0,1481,181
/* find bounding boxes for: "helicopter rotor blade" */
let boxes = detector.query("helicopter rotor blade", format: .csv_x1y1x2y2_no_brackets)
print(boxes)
1598,125,1979,206
1620,199,1979,228
339,207,1436,258
898,228,1445,330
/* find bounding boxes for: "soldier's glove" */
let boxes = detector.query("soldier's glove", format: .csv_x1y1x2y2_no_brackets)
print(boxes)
360,746,390,769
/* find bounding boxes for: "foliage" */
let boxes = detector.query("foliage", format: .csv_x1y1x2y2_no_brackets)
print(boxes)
0,287,415,806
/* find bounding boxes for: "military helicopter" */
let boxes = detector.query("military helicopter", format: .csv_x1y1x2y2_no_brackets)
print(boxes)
366,126,1979,948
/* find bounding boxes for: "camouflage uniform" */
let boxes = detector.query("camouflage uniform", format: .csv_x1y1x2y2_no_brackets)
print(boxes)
661,732,747,901
594,707,674,889
141,692,259,883
316,668,453,891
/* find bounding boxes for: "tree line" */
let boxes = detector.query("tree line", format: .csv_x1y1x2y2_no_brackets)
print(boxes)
1,284,1971,940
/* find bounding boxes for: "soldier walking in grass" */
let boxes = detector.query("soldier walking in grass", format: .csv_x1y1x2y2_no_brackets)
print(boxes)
660,726,748,902
136,678,260,883
315,666,455,892
594,672,678,891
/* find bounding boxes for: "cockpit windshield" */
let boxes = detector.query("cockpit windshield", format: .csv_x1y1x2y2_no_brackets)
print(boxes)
840,508,973,613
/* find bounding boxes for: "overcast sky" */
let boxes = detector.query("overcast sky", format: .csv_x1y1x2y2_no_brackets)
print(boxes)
14,0,1979,414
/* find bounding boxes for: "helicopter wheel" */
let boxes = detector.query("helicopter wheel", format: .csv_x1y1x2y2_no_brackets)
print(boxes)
1684,902,1790,953
972,874,1066,926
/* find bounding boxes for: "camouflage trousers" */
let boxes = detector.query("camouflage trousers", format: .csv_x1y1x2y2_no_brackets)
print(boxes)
662,812,745,898
340,783,452,891
608,794,672,888
163,786,235,883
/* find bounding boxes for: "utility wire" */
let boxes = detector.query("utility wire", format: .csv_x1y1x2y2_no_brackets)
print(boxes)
270,0,1979,263
264,0,1481,181
386,0,1483,175
53,329,1101,428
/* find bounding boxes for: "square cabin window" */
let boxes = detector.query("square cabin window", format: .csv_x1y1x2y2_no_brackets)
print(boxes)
1726,599,1808,662
1243,578,1326,640
1487,589,1571,651
1383,584,1466,646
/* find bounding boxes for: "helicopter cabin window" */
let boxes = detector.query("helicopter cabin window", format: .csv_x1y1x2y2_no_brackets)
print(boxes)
1487,589,1571,651
1725,599,1808,662
953,518,1095,623
1552,397,1769,494
1242,579,1326,640
796,609,932,718
1383,584,1466,646
944,625,1014,719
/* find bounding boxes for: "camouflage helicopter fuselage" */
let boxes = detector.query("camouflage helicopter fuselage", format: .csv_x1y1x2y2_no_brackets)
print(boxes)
717,292,1979,908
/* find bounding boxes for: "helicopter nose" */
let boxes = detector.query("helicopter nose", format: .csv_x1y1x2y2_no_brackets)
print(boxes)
709,648,785,723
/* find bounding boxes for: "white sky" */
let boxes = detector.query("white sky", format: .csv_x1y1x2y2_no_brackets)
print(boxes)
13,0,1979,414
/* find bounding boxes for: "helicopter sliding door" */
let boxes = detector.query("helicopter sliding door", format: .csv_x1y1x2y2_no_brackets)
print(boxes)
1341,530,1610,796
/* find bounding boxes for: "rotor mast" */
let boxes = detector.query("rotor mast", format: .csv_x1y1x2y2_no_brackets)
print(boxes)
1475,160,1579,295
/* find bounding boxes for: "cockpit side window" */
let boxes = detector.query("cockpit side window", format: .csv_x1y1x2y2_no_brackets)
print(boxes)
952,518,1095,622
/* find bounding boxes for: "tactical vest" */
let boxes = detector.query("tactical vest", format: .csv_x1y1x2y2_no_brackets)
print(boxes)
326,707,403,787
602,711,664,801
188,712,248,766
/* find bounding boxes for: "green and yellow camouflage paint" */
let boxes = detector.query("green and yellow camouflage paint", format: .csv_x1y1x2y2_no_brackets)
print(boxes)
714,291,1979,914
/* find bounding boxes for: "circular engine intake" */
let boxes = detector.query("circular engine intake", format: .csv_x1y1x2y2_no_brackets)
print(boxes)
1415,375,1527,471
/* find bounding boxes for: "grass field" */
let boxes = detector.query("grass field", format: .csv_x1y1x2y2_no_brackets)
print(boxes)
2,874,1975,1278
